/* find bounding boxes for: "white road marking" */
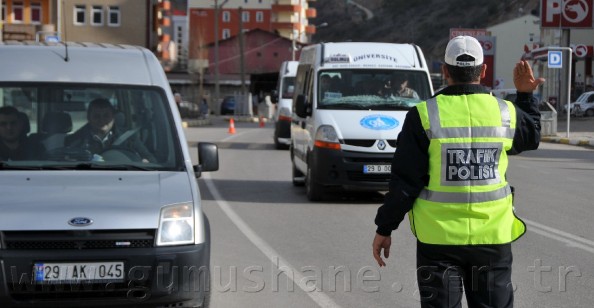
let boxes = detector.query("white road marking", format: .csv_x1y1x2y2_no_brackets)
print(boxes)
202,132,342,308
524,218,594,254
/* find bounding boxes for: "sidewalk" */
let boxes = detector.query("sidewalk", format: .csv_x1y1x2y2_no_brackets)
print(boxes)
182,114,265,126
541,117,594,147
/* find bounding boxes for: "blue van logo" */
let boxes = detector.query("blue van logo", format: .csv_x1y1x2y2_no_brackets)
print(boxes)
68,217,93,226
360,115,399,130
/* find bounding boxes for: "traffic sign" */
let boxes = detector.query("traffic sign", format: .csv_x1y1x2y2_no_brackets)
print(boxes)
45,35,60,43
548,50,563,68
541,0,594,28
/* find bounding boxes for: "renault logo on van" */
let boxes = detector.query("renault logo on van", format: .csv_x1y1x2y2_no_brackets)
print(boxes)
360,115,399,130
377,140,386,150
68,217,93,227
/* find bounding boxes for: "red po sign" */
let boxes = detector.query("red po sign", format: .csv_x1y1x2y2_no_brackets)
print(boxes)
541,0,594,28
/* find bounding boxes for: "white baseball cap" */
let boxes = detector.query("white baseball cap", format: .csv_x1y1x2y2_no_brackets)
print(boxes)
444,36,484,67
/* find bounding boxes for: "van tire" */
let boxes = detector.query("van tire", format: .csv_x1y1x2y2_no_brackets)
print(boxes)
306,164,324,201
200,213,211,308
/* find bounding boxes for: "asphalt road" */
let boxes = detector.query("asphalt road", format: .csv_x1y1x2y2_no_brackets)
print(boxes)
184,118,594,308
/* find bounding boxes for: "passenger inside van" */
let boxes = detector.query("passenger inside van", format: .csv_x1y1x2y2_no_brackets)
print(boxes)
382,75,419,99
65,98,157,163
0,106,45,161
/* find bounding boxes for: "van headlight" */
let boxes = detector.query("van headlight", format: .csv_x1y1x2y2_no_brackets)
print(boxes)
156,203,194,246
314,125,341,150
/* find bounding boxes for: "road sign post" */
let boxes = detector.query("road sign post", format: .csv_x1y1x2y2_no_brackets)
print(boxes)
547,47,573,137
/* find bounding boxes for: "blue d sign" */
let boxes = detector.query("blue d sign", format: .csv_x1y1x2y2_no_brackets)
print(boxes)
548,51,562,69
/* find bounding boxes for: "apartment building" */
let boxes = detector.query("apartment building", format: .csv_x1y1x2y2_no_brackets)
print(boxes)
1,0,53,41
187,0,316,61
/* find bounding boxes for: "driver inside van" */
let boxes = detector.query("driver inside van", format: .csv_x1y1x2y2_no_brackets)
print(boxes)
65,98,156,163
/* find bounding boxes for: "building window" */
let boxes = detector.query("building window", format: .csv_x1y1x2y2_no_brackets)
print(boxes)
74,5,85,25
107,6,120,26
242,11,249,22
222,29,230,39
1,3,5,22
12,1,23,23
91,5,103,26
31,2,42,24
256,11,263,22
222,11,230,22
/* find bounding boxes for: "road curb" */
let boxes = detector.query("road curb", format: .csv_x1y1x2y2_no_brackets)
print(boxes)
541,136,594,147
182,118,212,127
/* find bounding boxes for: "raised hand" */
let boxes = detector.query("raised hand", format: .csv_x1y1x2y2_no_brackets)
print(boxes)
513,60,545,93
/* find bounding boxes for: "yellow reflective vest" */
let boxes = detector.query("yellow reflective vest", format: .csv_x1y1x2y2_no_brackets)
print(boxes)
408,94,526,245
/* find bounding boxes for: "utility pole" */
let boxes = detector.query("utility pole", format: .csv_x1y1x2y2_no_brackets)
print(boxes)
239,7,246,97
214,0,221,115
214,0,228,115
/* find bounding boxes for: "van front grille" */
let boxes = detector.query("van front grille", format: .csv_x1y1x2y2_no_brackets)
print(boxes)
347,171,391,182
1,230,155,250
342,139,397,148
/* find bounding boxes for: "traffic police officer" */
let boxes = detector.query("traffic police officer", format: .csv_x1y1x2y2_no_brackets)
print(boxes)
372,36,544,307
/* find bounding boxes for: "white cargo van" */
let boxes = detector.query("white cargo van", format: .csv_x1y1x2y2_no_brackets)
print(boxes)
272,60,298,149
0,42,217,307
291,42,433,201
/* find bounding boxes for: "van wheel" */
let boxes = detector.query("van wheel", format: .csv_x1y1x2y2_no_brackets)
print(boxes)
292,162,305,186
586,109,594,117
306,164,324,201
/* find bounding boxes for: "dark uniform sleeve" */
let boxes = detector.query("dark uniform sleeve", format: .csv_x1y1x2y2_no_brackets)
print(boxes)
375,108,430,236
509,92,541,154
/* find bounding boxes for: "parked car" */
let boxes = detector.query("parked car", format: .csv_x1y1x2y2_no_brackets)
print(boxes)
220,96,236,115
179,100,200,118
567,91,594,117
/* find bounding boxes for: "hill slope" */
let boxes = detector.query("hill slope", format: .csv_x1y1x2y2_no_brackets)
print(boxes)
311,0,540,68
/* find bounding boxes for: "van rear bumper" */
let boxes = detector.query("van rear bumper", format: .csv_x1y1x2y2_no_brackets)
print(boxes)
311,147,393,191
0,243,209,308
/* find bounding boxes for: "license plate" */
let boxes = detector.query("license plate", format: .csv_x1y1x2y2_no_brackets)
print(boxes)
363,164,391,174
34,262,124,283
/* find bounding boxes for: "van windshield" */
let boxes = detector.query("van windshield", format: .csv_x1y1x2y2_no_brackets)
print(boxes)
0,83,184,171
317,69,432,110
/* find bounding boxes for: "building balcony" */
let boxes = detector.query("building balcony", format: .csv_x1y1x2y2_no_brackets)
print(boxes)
271,21,299,31
305,8,316,18
305,25,316,34
2,23,41,41
271,4,301,13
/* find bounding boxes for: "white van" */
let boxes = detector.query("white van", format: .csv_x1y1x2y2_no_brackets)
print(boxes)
272,60,298,149
291,42,433,201
0,42,217,307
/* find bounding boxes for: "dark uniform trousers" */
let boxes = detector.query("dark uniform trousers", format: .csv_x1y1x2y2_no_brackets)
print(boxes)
416,241,513,308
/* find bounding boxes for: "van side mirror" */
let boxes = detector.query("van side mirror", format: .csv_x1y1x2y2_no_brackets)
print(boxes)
271,90,279,104
295,94,309,118
194,142,219,178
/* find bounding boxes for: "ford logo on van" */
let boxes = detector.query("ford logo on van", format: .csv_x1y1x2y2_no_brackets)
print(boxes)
68,217,93,227
360,115,399,130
